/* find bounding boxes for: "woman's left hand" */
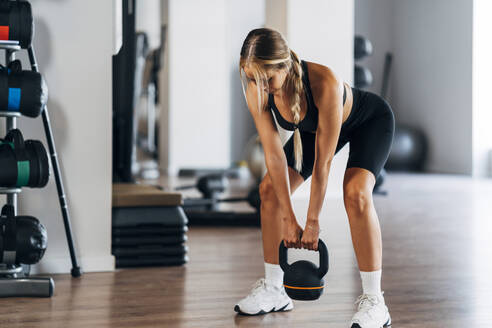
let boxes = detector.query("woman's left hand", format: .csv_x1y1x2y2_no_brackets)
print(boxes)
301,219,320,250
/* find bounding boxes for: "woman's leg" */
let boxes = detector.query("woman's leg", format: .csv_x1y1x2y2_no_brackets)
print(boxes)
343,167,381,271
234,167,305,315
259,166,305,264
342,92,394,327
343,95,394,271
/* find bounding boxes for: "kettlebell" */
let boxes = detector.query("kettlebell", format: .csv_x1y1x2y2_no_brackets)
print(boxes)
279,239,329,301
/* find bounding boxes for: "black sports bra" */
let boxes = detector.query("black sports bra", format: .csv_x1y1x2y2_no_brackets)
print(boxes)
268,60,347,132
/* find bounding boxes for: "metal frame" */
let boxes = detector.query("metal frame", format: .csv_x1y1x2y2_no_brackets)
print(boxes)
0,39,82,297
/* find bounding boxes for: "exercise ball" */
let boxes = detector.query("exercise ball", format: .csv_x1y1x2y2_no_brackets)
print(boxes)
354,35,373,60
386,124,428,171
244,134,266,182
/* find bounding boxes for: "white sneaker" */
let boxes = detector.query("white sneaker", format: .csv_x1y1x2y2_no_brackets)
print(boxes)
234,278,294,315
350,292,392,328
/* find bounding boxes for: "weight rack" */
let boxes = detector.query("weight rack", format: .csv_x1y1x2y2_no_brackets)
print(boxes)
0,40,82,297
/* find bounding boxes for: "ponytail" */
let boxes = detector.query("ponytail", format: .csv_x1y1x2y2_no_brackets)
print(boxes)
287,50,304,173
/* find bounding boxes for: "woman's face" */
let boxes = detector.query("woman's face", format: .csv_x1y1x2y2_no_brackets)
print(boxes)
243,65,288,95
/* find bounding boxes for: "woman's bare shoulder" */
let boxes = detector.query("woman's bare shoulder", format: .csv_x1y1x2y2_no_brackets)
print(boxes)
304,61,340,88
304,61,344,102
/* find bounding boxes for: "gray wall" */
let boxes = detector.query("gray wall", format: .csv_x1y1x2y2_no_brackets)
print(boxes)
392,0,473,174
473,0,492,177
355,0,474,174
354,0,393,98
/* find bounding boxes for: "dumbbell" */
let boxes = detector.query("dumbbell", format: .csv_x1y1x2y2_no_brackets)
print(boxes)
0,204,48,265
176,174,261,211
0,0,33,48
175,174,226,199
219,186,261,211
0,60,48,118
354,35,373,60
0,129,49,188
354,64,373,88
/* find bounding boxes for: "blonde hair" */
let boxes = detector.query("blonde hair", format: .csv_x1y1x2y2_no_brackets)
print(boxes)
239,28,305,173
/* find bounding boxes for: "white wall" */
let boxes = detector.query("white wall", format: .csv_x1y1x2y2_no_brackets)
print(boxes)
163,0,230,175
0,0,115,274
472,0,492,177
266,0,354,198
161,0,265,172
227,0,264,164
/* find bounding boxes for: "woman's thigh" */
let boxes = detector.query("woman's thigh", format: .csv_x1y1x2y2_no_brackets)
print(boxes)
346,94,395,180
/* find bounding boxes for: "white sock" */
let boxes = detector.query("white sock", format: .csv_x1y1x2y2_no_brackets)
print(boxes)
360,269,382,297
264,262,284,289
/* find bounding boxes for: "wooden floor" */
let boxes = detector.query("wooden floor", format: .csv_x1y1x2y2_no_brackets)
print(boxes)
0,172,491,327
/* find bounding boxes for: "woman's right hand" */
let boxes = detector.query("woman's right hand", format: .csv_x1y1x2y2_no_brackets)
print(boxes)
282,216,303,249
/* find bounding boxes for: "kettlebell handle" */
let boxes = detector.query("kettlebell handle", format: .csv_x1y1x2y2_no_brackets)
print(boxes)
278,240,290,272
278,238,329,278
317,239,329,278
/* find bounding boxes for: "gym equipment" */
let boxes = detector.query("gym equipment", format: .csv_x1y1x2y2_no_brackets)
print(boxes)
0,59,48,117
386,124,428,171
112,244,187,258
134,27,167,180
373,168,386,193
0,0,33,48
0,203,53,297
354,64,373,89
380,52,392,101
176,173,226,199
28,44,81,278
373,168,387,196
374,168,385,189
112,206,188,230
175,173,261,226
244,134,266,182
113,0,137,182
354,35,374,89
0,204,47,265
113,234,187,247
279,239,329,301
112,183,188,268
379,52,428,172
116,255,188,268
0,128,49,188
0,2,81,300
370,53,393,196
184,210,259,227
178,174,261,211
354,35,373,60
113,225,187,236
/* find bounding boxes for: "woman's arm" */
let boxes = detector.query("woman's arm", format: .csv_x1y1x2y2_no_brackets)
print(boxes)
245,83,297,222
306,73,345,228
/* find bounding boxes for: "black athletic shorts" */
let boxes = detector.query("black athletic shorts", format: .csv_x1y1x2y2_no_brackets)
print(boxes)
284,87,395,181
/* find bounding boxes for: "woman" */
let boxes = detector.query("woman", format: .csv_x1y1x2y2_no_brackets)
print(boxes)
234,28,394,328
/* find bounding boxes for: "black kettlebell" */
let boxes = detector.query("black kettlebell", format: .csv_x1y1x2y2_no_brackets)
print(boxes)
279,239,329,301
